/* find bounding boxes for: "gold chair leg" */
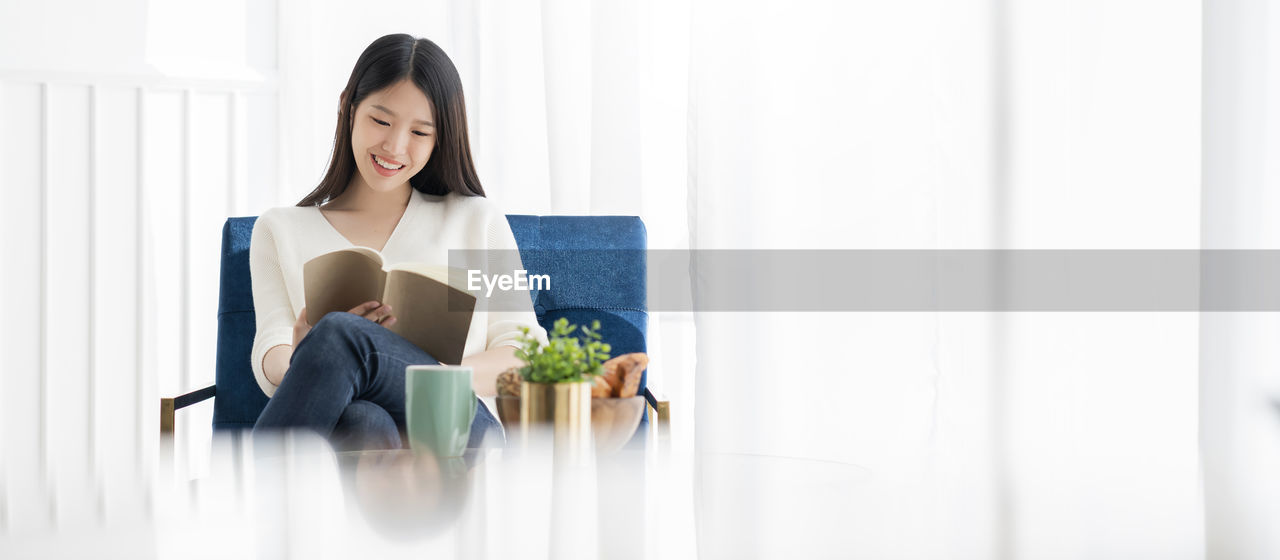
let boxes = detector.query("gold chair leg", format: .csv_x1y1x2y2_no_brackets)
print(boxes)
160,397,175,437
646,395,671,454
655,400,670,441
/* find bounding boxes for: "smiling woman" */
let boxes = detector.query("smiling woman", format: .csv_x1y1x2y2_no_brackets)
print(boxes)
298,34,484,205
248,33,548,453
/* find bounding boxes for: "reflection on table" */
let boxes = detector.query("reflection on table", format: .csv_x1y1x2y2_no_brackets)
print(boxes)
7,426,893,559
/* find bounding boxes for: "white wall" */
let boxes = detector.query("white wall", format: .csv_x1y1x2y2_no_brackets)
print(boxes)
0,0,278,532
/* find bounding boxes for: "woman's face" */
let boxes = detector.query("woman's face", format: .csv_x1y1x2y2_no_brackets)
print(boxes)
348,79,437,194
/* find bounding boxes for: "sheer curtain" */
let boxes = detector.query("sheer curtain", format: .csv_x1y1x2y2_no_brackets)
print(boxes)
686,1,1203,554
1203,1,1280,558
684,0,1200,557
275,0,1222,557
686,1,984,557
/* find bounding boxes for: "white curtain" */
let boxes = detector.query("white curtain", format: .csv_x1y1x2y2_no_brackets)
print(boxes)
684,0,1203,557
1203,1,1280,559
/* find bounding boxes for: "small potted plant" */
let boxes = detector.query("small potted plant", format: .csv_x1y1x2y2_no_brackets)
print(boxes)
508,318,610,451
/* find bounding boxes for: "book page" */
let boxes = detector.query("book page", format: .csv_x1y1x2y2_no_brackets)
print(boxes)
303,247,387,326
382,266,477,365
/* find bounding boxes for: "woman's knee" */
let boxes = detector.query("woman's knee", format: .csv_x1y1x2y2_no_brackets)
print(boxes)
287,312,372,378
332,400,401,451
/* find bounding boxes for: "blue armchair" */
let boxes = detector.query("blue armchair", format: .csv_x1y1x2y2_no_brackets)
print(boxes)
159,215,668,445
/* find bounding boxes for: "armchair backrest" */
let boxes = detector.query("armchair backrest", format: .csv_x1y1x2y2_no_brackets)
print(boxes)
212,215,649,431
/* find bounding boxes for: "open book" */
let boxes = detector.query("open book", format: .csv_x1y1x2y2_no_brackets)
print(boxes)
303,247,477,365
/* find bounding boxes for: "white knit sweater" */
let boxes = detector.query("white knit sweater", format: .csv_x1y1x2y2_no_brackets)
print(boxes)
248,189,547,398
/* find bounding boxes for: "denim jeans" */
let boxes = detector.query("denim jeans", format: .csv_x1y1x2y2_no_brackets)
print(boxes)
252,311,501,452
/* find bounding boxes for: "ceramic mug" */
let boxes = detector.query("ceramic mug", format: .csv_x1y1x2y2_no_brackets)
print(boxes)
405,365,478,457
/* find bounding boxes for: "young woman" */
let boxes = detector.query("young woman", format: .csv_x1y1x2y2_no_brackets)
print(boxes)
249,34,547,451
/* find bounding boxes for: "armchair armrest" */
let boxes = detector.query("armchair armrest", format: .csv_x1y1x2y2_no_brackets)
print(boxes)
160,384,216,436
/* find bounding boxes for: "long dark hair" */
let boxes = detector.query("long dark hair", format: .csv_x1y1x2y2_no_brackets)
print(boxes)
297,34,485,207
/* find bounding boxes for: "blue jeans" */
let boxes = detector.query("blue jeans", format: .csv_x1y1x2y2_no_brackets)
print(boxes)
253,311,501,452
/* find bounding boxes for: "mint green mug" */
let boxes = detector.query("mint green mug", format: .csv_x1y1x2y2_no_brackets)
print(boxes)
405,365,478,457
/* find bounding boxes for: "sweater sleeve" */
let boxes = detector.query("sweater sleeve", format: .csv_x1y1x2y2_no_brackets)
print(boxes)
249,211,296,398
482,208,549,351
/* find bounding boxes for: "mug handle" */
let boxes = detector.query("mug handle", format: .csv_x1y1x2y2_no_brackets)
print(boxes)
468,391,478,423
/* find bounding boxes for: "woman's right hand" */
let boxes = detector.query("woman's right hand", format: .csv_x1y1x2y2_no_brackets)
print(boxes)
292,301,398,348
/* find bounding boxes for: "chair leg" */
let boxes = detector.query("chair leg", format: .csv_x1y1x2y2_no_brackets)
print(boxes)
160,397,175,436
157,386,215,477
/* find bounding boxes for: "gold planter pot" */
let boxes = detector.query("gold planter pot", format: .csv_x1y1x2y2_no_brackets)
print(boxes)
519,381,592,460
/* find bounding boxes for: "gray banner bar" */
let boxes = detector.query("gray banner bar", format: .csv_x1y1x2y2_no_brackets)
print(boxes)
450,250,1280,311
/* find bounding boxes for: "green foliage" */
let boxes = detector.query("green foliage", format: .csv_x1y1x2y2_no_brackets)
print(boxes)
514,317,612,384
